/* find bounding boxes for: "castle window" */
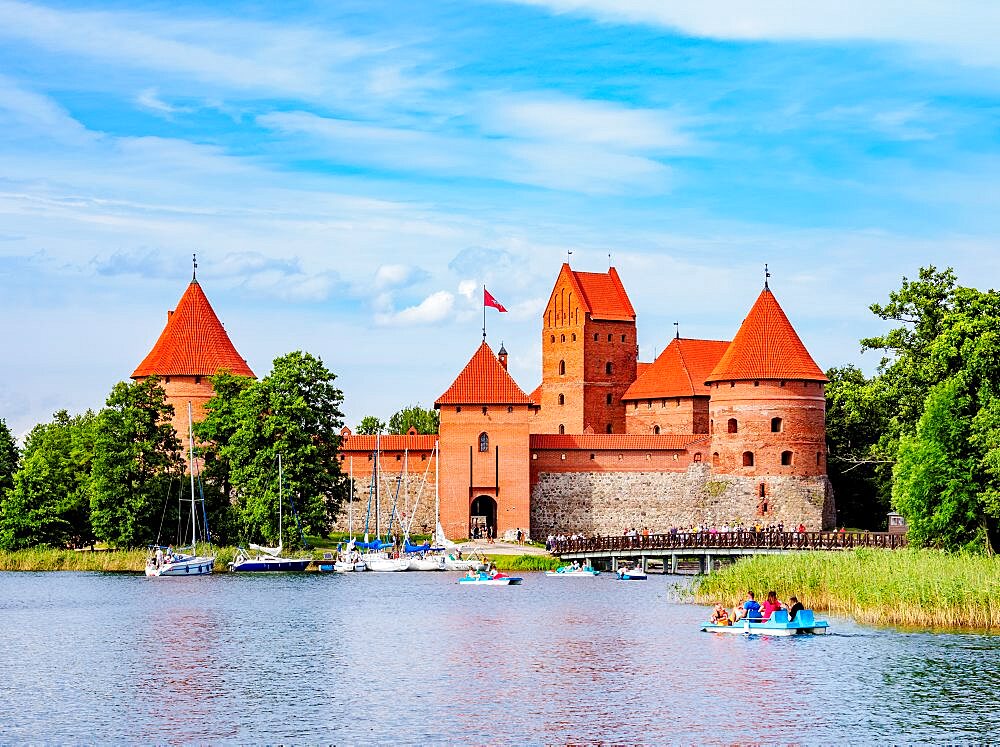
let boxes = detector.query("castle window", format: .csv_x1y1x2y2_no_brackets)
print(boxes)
605,362,613,375
771,417,783,432
653,425,661,435
816,452,822,466
661,399,666,408
558,394,565,405
396,454,401,461
647,401,652,409
781,451,793,466
712,452,720,466
743,451,755,467
194,376,201,384
633,402,638,410
561,453,566,460
507,406,513,413
730,382,735,388
589,453,595,460
560,334,566,342
710,419,714,433
728,418,738,434
694,452,703,462
456,406,462,413
606,424,613,433
675,398,680,406
559,360,566,375
482,406,488,415
558,424,565,434
572,333,577,341
165,377,171,383
606,394,612,405
479,432,489,452
780,381,786,387
754,381,760,387
607,334,612,341
621,334,626,342
593,333,598,341
550,335,555,343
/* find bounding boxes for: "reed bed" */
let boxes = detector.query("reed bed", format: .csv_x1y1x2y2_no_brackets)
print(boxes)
0,547,148,572
695,549,1000,631
486,554,561,572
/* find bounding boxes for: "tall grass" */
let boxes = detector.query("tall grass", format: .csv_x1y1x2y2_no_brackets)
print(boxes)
0,548,148,572
695,549,1000,630
486,554,561,572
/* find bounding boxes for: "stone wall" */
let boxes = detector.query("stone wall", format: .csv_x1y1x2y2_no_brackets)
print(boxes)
330,475,440,538
530,463,835,538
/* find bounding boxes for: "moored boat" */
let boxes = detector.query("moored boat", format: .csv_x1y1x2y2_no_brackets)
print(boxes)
458,571,522,585
364,555,411,572
546,564,599,577
702,609,829,636
616,567,647,580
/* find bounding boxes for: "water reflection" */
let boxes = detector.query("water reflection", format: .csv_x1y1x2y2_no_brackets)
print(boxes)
1,571,999,744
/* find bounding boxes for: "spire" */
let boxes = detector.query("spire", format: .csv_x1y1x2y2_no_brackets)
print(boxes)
436,341,531,406
132,277,255,379
764,262,770,290
705,287,826,383
673,321,680,340
192,253,199,283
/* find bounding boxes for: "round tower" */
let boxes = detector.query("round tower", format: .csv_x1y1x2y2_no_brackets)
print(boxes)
705,285,828,480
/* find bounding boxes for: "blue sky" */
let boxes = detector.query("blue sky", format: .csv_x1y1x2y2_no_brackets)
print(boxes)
2,0,1000,438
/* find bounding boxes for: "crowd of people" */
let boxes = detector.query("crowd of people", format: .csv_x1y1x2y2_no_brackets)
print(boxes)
548,523,814,550
710,591,806,626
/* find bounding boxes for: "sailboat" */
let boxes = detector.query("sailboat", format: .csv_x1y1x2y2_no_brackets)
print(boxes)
357,433,410,572
229,454,311,572
145,402,216,577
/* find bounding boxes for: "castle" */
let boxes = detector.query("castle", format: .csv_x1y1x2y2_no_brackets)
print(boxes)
133,262,835,540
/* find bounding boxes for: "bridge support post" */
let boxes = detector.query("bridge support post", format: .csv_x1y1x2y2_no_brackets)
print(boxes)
612,556,618,572
641,556,647,573
670,554,677,574
705,553,713,575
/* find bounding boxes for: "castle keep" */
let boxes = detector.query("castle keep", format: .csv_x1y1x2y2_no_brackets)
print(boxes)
134,263,835,540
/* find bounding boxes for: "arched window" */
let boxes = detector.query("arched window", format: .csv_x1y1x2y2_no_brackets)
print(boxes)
560,334,566,342
621,334,626,342
653,425,661,435
606,394,613,405
816,451,822,466
712,452,720,466
593,333,598,341
781,451,793,466
771,417,783,433
710,419,714,433
558,424,565,434
693,452,702,462
572,333,577,341
550,334,555,343
743,451,755,467
606,424,613,433
558,394,565,405
728,418,738,434
559,360,566,375
607,334,612,342
605,362,613,375
479,432,489,452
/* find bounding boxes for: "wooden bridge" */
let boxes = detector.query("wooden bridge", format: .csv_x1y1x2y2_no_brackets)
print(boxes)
552,531,907,574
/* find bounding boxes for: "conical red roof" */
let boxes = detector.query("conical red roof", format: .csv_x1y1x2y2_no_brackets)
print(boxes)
706,288,827,383
131,280,255,379
623,338,730,400
436,341,533,406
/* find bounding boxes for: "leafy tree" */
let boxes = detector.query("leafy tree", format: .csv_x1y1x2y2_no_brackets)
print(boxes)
355,416,385,435
90,378,184,548
824,366,893,529
387,404,439,435
195,372,255,543
0,411,96,550
220,352,349,547
0,417,17,498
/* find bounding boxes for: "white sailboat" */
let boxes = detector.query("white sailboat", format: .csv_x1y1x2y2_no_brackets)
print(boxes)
146,402,216,577
358,433,410,571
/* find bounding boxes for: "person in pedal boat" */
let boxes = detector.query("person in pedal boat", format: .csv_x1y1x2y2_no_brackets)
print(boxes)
733,591,762,622
710,604,731,625
760,591,784,620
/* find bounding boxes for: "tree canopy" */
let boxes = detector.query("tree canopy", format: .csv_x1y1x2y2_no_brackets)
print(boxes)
355,416,385,435
387,404,439,435
0,417,17,498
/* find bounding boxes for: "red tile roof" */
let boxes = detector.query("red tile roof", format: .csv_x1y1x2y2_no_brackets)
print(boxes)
436,341,534,406
560,263,636,322
528,384,542,405
530,434,709,450
623,338,730,401
706,288,827,383
340,434,439,453
131,281,255,379
636,361,651,378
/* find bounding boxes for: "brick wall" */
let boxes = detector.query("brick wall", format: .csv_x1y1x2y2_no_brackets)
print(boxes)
625,396,710,435
530,463,835,538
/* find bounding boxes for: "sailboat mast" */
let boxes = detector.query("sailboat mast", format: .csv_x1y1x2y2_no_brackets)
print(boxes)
349,455,354,541
188,401,197,550
434,439,439,540
278,452,283,548
403,447,408,540
375,433,380,538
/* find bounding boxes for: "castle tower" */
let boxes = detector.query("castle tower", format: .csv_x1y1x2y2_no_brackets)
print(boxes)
131,265,255,442
435,342,536,540
705,285,828,482
622,337,730,435
534,263,637,435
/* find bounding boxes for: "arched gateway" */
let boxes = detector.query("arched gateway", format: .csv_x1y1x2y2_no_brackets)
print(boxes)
470,495,497,540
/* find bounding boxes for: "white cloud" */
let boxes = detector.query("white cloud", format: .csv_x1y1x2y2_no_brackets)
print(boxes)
0,74,94,145
508,0,1000,68
375,290,455,326
135,88,192,116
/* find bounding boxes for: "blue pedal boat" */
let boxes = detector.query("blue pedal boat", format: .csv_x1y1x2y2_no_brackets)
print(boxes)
702,609,829,636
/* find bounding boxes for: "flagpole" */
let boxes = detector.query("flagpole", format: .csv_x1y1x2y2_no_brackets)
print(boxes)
483,284,487,341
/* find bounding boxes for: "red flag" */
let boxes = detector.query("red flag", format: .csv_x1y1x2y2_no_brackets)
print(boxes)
484,287,507,312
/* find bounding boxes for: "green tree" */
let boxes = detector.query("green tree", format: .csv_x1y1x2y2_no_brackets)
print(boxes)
221,352,349,547
0,411,96,550
90,378,183,548
387,404,439,435
0,417,17,498
355,416,385,435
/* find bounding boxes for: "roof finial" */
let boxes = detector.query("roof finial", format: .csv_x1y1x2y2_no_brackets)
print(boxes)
673,321,680,340
192,253,198,283
567,249,573,264
608,251,612,268
764,262,770,290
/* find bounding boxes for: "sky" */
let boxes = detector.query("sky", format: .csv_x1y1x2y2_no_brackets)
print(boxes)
1,0,999,439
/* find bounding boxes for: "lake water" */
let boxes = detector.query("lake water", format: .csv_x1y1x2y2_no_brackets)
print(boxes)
1,570,996,745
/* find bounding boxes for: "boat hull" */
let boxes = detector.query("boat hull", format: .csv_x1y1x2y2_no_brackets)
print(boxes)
458,577,522,585
546,569,599,577
407,556,445,571
365,557,411,572
146,555,215,577
702,615,830,636
229,557,311,572
617,572,647,580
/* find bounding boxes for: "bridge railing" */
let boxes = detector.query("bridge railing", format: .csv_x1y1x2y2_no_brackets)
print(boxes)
552,531,907,555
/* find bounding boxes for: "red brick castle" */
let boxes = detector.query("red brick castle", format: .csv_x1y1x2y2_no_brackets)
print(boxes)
134,262,835,540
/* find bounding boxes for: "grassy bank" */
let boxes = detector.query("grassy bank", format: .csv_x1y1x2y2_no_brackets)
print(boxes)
695,549,1000,630
485,554,560,572
0,544,273,573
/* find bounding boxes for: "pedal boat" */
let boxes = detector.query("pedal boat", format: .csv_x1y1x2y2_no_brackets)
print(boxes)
545,565,600,577
616,568,647,580
458,571,522,585
702,609,829,636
